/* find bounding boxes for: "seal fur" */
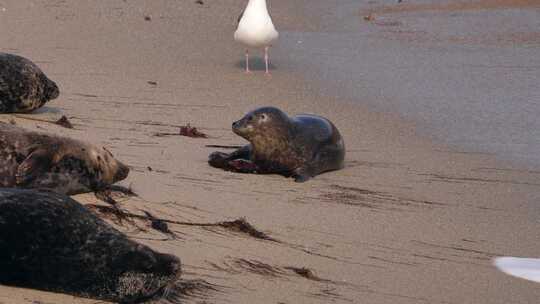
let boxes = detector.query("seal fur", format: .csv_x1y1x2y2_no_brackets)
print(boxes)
0,122,129,194
0,53,59,113
209,106,345,182
0,188,181,303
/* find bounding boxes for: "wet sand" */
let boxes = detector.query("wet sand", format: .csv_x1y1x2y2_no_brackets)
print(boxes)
1,0,540,303
280,0,540,167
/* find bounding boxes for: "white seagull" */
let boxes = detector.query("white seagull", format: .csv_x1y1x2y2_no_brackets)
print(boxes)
234,0,279,74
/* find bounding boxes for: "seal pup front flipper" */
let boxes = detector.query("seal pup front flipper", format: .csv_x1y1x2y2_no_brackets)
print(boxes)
15,148,53,185
208,145,255,171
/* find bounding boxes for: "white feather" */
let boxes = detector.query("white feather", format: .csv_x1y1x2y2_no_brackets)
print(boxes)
493,257,540,283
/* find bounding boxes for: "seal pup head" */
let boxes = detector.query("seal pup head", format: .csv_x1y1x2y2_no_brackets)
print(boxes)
23,72,59,111
232,106,292,141
232,106,294,160
17,140,130,195
85,145,130,185
0,53,60,113
42,75,60,102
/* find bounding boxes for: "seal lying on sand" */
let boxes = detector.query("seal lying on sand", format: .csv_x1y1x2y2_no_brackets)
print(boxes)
0,122,129,195
209,106,345,182
0,53,59,113
0,188,181,303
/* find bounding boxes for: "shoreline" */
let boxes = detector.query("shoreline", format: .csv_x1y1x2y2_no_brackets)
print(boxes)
1,0,540,303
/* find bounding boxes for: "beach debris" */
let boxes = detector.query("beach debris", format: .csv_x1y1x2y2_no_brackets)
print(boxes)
147,80,157,86
87,205,277,241
284,266,329,282
143,210,177,238
94,189,120,206
180,124,208,138
205,144,243,149
12,114,75,129
55,115,73,129
219,218,275,241
8,118,16,125
364,13,376,21
94,184,137,206
87,204,135,226
168,279,223,301
147,166,153,171
234,259,286,277
195,0,204,5
154,123,208,138
144,15,152,21
106,184,137,197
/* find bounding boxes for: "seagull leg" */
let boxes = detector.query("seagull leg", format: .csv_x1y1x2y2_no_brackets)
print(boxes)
264,46,270,74
245,49,251,73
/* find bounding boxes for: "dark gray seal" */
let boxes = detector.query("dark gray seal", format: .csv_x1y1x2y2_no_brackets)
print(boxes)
0,53,59,113
0,122,129,195
209,106,345,182
0,188,181,303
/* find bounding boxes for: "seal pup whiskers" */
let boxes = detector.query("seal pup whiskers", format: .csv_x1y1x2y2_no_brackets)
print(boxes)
0,53,59,113
0,188,181,303
0,122,129,195
209,106,345,182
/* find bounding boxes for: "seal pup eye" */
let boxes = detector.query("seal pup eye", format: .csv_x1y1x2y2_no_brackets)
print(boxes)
260,114,268,122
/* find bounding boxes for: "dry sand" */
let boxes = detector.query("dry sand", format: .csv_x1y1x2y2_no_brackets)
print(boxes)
1,0,539,303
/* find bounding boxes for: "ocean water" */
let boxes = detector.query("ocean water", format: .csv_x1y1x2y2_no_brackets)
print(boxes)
276,0,540,168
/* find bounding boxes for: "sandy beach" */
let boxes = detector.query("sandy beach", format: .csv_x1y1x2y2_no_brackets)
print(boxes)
1,0,540,303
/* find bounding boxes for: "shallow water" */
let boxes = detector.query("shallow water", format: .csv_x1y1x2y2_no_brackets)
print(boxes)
276,0,540,168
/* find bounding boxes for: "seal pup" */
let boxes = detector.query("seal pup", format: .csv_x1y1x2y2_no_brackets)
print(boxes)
0,53,59,113
209,106,345,182
0,188,181,303
0,122,129,195
234,0,279,74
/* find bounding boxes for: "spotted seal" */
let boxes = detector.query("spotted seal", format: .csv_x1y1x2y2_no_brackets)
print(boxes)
209,106,345,182
0,53,59,113
0,122,129,195
0,188,181,303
